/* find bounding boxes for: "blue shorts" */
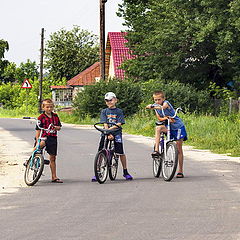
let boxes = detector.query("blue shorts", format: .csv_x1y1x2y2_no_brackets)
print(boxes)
170,126,187,141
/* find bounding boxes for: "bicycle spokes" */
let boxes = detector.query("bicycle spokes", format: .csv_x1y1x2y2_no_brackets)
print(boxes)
94,152,108,184
162,142,178,181
24,154,44,186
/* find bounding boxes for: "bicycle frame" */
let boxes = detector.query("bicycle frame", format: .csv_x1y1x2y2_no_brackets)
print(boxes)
101,135,114,163
155,107,183,160
93,122,121,183
23,117,54,166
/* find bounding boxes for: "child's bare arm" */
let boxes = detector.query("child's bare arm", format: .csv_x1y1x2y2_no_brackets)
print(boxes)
146,101,169,110
155,112,168,121
35,130,41,140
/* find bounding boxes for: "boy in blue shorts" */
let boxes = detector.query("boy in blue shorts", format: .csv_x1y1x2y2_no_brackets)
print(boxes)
92,92,133,181
146,91,187,178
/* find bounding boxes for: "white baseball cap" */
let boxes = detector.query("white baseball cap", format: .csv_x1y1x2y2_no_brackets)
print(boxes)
104,92,116,100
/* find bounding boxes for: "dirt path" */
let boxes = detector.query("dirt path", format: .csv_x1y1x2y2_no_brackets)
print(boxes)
0,127,30,196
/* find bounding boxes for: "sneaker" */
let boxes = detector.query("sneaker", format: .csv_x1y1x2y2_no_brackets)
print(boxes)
151,151,160,157
123,174,133,180
91,176,97,182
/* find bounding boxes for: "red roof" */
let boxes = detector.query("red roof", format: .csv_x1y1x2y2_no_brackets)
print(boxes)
50,85,72,89
67,62,100,86
106,32,133,79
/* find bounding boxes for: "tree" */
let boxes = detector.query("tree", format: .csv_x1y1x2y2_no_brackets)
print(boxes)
16,59,39,83
45,26,99,80
1,60,39,83
118,0,239,91
0,39,9,83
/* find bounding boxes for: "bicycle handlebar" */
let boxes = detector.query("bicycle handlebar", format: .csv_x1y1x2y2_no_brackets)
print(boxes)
149,105,185,118
23,117,54,133
94,122,122,135
171,107,185,118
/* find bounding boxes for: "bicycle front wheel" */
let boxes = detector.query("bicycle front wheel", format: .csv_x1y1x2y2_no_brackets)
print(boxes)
162,142,178,181
94,151,108,184
109,154,119,180
24,154,44,186
152,155,162,178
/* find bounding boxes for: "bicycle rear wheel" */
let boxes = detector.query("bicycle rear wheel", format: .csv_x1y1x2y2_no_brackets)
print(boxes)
162,142,178,181
152,155,162,178
24,154,44,186
94,151,108,184
109,154,119,180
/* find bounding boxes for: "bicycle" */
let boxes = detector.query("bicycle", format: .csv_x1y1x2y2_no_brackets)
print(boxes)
93,122,121,184
23,117,54,186
151,107,185,181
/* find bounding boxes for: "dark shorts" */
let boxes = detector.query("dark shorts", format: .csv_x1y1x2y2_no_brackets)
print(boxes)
170,126,188,141
98,134,124,155
45,136,58,156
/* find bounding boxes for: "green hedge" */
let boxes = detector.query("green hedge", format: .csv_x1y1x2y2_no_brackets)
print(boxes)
73,79,142,118
140,79,213,113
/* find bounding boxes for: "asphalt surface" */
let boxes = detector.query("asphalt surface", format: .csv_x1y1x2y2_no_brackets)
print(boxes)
0,118,240,240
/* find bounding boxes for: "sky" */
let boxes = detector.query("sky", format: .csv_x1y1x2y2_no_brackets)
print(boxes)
0,0,125,65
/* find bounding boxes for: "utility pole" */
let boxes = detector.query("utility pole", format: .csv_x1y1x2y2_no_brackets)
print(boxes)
100,0,107,80
39,28,44,113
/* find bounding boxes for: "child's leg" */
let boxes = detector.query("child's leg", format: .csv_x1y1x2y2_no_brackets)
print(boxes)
49,154,58,180
154,126,167,152
119,154,133,179
176,139,184,173
32,140,45,151
119,154,127,169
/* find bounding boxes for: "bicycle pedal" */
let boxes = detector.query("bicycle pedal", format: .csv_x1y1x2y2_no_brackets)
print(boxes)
44,160,50,165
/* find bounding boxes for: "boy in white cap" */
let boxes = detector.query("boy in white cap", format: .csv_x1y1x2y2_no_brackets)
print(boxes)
92,92,133,181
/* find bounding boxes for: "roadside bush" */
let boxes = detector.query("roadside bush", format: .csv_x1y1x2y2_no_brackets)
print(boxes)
74,79,142,118
141,79,212,113
0,83,20,108
0,77,66,112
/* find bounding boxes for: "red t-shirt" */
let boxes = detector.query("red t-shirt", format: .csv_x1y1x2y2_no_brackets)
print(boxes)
36,112,62,137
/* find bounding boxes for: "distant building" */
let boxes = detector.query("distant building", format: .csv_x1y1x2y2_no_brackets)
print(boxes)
106,32,133,80
51,32,132,107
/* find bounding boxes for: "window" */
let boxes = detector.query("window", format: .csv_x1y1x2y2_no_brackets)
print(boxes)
55,89,73,102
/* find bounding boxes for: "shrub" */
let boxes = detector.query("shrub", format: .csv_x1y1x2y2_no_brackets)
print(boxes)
73,79,142,118
140,79,212,113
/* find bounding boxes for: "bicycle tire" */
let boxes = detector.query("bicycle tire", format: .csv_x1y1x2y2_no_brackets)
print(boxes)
24,154,44,186
162,142,178,181
109,154,119,180
94,151,108,184
152,155,162,178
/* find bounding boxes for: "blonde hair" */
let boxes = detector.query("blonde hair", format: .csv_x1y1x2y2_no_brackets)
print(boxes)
153,90,165,98
42,98,54,108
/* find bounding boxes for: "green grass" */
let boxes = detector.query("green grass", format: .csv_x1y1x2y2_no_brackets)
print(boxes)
123,111,240,157
0,108,37,118
1,108,239,157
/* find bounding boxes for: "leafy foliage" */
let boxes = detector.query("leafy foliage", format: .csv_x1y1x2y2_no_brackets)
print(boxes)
118,0,240,94
0,77,66,112
45,26,99,80
141,79,212,113
1,60,39,83
73,79,142,118
0,39,9,82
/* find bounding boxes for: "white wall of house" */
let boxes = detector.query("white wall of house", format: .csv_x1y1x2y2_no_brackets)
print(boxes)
108,51,115,78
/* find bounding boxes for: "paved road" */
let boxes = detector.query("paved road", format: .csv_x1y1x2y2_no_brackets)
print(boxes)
0,118,240,240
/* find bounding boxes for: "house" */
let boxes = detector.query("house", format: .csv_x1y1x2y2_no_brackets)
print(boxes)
106,32,133,80
51,62,100,106
51,32,132,106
